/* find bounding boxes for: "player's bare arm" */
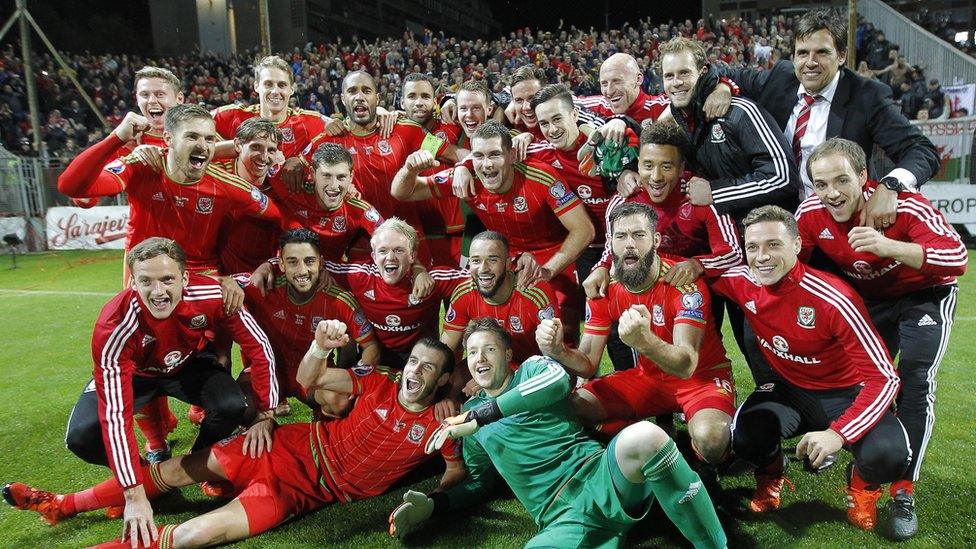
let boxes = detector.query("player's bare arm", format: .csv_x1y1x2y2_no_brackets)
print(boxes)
618,304,699,379
390,150,438,201
296,320,354,392
848,226,924,269
536,319,599,378
543,204,595,278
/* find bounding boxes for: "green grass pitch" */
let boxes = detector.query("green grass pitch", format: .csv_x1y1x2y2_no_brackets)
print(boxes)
0,250,973,547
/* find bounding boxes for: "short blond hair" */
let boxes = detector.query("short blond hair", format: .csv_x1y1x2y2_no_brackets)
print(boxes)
659,37,708,70
371,217,419,252
133,66,181,93
253,55,294,84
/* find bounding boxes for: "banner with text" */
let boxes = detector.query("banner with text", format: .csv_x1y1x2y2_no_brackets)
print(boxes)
913,116,975,185
45,206,128,250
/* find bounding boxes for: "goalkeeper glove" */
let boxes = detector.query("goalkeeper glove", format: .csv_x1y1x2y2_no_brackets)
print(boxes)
388,490,433,539
424,401,502,454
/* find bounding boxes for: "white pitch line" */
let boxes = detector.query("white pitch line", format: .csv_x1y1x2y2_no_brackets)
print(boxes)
0,288,115,297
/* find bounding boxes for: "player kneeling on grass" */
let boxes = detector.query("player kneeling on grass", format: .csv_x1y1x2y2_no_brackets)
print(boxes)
388,318,726,548
4,322,465,548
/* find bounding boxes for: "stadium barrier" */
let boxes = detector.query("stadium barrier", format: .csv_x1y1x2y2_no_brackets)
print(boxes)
0,146,49,251
45,205,128,250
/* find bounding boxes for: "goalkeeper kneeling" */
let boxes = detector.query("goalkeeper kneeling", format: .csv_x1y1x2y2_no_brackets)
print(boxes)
388,317,727,548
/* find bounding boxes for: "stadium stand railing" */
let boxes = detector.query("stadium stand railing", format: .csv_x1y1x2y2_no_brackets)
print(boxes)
861,0,976,86
0,145,50,251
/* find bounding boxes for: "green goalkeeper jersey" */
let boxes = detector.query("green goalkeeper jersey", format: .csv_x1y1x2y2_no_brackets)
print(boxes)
445,356,605,525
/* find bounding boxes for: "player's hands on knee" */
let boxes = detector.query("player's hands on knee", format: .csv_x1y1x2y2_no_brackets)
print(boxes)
536,318,566,358
121,486,157,549
425,411,478,454
315,320,350,351
388,490,434,539
243,410,276,458
583,266,610,299
796,429,844,469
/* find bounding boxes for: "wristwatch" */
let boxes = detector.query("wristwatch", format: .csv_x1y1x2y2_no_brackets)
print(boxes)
879,176,904,193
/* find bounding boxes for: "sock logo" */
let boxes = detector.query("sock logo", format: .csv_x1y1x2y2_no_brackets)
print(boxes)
678,480,702,504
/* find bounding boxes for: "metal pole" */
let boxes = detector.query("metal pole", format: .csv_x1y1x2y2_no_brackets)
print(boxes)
0,8,21,43
22,10,108,129
16,0,43,156
258,0,271,55
847,0,857,67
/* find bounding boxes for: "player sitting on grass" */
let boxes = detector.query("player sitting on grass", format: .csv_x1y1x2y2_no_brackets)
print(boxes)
4,324,464,549
388,318,726,548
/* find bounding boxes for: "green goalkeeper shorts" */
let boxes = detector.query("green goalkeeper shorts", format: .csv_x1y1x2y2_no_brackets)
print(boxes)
526,437,656,548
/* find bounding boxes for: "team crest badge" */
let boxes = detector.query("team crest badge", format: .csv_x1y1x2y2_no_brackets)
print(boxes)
772,335,789,353
680,202,693,219
365,208,380,222
709,124,726,143
333,215,347,232
585,303,592,322
509,315,524,333
407,423,426,444
576,185,592,199
377,140,393,155
188,315,207,329
195,197,213,214
652,305,665,326
280,126,295,143
435,130,447,140
797,306,815,329
513,196,528,213
538,306,555,321
106,160,125,174
386,314,401,326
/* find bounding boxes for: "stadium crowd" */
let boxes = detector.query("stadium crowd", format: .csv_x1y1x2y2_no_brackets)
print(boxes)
0,5,967,549
1,10,957,158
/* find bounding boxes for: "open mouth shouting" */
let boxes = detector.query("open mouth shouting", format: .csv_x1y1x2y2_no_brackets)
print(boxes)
404,376,423,396
147,293,172,317
187,150,208,171
646,180,671,201
620,252,641,269
146,106,165,125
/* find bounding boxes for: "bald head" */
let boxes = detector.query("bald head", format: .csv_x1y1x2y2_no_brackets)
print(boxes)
600,53,643,114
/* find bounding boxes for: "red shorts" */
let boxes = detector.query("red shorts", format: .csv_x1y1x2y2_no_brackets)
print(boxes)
211,423,334,536
582,366,736,421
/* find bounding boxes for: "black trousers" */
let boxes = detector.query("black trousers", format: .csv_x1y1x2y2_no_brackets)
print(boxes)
866,284,958,482
65,356,249,466
730,379,910,485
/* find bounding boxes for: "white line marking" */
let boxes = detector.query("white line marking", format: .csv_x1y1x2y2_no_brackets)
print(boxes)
0,288,115,297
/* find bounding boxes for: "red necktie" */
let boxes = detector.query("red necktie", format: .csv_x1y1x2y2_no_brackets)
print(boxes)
792,93,818,163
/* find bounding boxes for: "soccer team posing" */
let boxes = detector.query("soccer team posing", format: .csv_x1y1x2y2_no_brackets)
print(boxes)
3,8,965,548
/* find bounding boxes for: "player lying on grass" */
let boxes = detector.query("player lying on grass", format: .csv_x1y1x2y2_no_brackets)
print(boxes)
709,205,910,534
4,325,464,548
388,318,726,548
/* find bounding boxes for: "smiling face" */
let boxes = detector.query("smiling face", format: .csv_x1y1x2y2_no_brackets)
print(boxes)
135,77,183,132
313,160,353,210
456,89,490,137
744,220,801,286
661,50,704,109
809,152,866,223
511,79,542,128
402,79,436,125
165,116,217,181
467,237,509,299
793,29,845,95
600,54,642,114
255,67,294,120
400,342,449,406
236,133,279,181
465,329,513,396
534,97,580,151
638,143,683,202
131,254,187,319
280,242,319,294
471,135,514,193
342,72,378,128
371,228,415,285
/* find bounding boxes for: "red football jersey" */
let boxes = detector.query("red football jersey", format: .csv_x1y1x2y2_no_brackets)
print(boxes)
417,120,466,239
212,159,282,273
425,161,584,264
212,104,326,159
584,257,731,382
92,274,278,488
310,367,460,500
527,133,615,247
596,187,742,275
576,89,670,123
796,182,966,300
443,276,561,363
709,262,899,443
242,280,375,396
325,261,467,352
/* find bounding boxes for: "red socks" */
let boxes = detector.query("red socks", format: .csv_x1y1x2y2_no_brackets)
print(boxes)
849,464,879,491
890,479,914,497
88,524,178,549
64,463,174,515
135,397,176,453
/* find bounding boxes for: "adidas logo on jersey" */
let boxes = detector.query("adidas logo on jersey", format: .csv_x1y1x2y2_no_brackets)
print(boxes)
552,159,563,169
917,314,937,327
273,310,286,319
477,203,488,211
745,300,757,314
152,192,165,201
364,289,375,300
374,407,389,420
818,228,834,240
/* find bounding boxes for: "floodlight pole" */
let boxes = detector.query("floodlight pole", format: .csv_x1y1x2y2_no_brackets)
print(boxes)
848,0,857,66
259,0,271,55
16,0,43,156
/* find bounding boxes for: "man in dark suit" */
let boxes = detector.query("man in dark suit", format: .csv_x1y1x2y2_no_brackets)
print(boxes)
719,9,939,231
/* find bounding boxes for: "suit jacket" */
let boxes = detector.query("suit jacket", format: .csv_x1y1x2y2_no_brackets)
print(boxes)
724,61,939,186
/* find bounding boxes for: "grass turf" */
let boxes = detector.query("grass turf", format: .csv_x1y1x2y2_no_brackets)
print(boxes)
0,249,973,547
